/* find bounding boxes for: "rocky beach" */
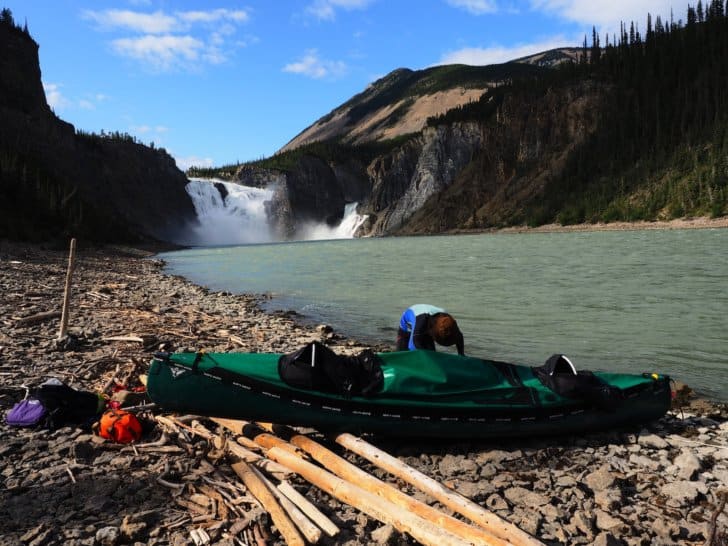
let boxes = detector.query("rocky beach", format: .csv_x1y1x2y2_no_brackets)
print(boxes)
1,239,727,546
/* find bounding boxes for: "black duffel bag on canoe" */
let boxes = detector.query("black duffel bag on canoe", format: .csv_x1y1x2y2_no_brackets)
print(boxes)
533,354,624,410
278,341,384,398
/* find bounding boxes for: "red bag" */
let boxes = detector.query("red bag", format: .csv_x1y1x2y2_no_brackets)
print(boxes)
98,409,142,443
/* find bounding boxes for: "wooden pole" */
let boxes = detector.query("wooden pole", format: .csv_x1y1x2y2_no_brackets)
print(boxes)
57,238,76,340
267,447,473,546
335,432,544,546
249,465,322,544
283,428,507,546
276,481,340,538
230,460,305,546
218,419,484,545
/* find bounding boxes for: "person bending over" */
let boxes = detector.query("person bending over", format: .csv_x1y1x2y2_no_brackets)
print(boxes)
396,304,464,355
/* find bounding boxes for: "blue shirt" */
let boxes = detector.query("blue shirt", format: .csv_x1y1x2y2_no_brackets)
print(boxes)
399,304,445,351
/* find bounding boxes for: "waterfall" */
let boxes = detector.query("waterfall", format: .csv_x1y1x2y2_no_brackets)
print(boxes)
181,178,368,246
300,202,369,240
182,178,275,246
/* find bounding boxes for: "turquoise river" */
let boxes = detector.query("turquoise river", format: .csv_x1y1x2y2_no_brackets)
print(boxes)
159,228,728,402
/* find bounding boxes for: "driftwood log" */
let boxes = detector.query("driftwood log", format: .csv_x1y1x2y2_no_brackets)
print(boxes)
335,432,545,546
249,465,323,544
255,422,505,546
276,481,340,538
230,460,305,546
267,446,473,546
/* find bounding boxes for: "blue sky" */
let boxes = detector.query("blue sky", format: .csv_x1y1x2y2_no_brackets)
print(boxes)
6,0,685,170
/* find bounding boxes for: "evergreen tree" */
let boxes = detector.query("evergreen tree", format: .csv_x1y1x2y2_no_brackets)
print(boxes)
687,5,697,25
0,7,14,25
647,13,654,41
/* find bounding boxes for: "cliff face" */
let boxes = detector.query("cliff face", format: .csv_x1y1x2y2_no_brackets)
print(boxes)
0,22,196,243
363,122,483,235
0,23,47,117
398,82,603,234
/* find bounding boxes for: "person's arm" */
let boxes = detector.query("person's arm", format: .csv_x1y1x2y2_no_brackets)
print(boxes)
455,330,465,356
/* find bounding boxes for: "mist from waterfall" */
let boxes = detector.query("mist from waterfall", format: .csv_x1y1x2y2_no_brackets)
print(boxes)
181,178,367,246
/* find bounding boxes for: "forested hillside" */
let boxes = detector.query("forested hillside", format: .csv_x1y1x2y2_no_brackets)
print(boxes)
425,2,728,227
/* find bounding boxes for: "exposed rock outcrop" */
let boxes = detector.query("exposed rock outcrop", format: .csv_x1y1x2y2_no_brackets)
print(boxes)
363,122,483,235
399,82,604,234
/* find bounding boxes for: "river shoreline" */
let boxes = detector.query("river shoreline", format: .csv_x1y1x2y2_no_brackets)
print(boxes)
1,239,727,545
447,215,728,235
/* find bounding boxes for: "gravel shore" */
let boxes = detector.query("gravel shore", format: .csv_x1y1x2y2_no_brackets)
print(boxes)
1,240,726,546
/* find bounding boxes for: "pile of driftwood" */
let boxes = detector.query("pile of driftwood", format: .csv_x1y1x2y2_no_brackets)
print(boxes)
150,413,544,546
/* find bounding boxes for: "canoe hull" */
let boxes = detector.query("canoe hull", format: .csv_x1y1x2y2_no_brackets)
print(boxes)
147,351,672,439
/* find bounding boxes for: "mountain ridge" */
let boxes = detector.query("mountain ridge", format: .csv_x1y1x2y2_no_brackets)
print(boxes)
280,62,545,152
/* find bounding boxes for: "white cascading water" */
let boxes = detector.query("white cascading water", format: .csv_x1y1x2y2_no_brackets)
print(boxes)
182,178,367,246
300,202,369,241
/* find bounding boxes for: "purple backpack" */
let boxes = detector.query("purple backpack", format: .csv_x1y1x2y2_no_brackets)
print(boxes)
6,398,47,427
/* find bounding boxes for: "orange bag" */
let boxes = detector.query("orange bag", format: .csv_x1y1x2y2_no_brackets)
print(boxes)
98,409,142,443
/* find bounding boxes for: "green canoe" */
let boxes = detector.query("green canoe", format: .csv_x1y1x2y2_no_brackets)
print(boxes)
147,349,672,439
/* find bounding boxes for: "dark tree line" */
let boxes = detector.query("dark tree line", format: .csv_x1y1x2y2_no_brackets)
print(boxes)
0,7,30,35
542,1,728,224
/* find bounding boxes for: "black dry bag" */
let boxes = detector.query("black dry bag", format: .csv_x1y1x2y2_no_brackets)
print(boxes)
278,341,383,398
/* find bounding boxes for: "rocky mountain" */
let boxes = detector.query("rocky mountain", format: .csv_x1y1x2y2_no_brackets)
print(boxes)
280,63,542,152
512,47,582,67
279,49,581,157
0,17,196,244
219,11,727,238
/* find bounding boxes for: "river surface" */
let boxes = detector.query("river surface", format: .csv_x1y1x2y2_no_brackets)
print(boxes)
159,228,728,401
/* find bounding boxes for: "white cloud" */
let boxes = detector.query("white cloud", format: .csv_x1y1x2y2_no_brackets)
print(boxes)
306,0,375,21
45,84,111,111
177,9,249,25
83,9,178,34
530,0,678,35
283,49,348,79
112,35,204,71
43,83,71,112
446,0,498,15
437,35,573,65
131,124,169,135
81,93,110,110
174,155,214,171
84,8,252,72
